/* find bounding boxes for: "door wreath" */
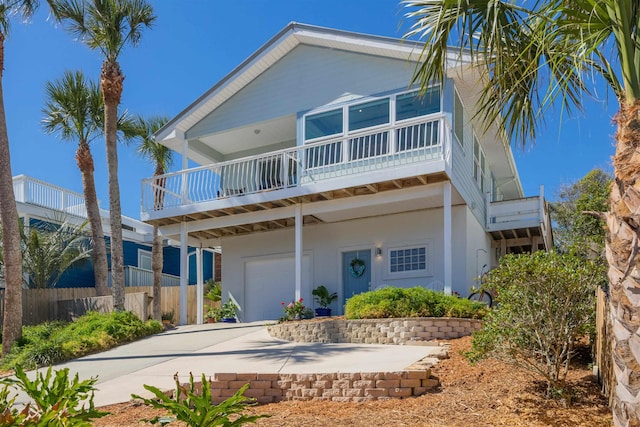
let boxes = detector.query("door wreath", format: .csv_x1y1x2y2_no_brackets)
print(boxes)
349,257,366,278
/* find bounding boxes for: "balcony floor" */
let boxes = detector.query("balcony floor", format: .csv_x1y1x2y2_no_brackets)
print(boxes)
149,172,450,242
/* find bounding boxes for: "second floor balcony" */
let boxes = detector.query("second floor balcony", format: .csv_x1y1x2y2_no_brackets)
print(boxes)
142,114,450,220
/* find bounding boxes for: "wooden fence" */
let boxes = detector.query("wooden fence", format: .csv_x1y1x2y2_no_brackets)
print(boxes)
595,286,614,405
0,285,200,326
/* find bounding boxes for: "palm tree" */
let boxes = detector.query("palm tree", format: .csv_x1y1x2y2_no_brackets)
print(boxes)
0,0,53,356
52,0,156,310
132,115,172,321
22,219,93,289
402,1,639,424
42,70,110,296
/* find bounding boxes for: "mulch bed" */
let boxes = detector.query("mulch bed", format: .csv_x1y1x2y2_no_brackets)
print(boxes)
95,336,611,426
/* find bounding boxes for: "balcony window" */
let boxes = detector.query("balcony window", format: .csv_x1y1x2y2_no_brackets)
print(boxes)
305,109,343,140
396,87,440,121
348,98,389,131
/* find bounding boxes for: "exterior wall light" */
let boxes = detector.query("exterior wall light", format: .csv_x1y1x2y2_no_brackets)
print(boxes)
376,247,382,257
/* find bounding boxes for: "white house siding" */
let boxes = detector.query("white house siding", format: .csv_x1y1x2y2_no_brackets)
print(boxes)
186,45,418,140
463,207,493,290
449,82,488,228
221,206,480,322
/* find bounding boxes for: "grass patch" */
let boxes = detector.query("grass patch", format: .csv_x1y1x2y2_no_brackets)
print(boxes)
2,311,162,370
344,286,488,319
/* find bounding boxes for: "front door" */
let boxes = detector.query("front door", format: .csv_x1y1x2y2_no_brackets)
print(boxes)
343,250,371,302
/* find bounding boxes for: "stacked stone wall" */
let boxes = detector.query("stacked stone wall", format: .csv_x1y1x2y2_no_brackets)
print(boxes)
208,370,438,404
267,317,482,345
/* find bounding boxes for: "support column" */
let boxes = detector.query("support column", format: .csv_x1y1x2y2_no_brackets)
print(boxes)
181,139,189,204
179,222,188,325
196,247,203,325
295,204,302,301
443,181,452,295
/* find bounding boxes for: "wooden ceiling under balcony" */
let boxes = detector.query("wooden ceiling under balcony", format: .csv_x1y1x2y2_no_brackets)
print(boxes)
149,172,449,242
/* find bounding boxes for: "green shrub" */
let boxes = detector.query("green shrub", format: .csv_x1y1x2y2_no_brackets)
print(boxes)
344,286,487,319
2,311,162,370
133,372,269,426
467,251,605,396
0,365,107,425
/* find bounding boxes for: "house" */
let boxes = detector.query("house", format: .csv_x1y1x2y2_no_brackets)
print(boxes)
141,23,552,324
10,174,219,289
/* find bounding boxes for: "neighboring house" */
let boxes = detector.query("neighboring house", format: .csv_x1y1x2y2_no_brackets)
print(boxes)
11,174,218,288
141,23,552,323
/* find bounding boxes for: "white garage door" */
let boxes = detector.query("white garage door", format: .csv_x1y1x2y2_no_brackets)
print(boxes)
245,256,311,322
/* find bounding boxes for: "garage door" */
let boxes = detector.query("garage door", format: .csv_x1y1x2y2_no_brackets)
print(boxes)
245,256,311,322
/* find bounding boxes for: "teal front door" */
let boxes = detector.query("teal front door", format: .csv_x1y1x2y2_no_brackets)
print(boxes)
343,250,371,301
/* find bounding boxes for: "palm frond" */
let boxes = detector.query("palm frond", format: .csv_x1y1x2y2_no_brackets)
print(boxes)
53,0,155,62
41,69,103,144
132,114,173,174
402,0,628,146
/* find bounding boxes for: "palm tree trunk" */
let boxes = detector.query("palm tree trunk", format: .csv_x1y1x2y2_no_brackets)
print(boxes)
0,34,22,355
152,224,162,321
608,99,640,426
101,60,125,311
76,139,109,296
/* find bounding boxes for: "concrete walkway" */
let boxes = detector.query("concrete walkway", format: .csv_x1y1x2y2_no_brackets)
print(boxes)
22,322,445,407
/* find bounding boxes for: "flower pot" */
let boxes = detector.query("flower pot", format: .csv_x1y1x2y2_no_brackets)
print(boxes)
206,318,215,323
222,318,237,323
315,307,332,317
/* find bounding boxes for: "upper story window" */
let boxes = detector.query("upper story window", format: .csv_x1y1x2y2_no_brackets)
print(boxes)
305,109,343,140
473,135,487,192
454,91,464,146
396,87,440,121
349,98,390,131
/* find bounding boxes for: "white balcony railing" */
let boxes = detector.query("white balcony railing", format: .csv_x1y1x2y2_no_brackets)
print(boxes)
142,115,447,213
109,266,181,287
13,175,88,218
486,186,552,249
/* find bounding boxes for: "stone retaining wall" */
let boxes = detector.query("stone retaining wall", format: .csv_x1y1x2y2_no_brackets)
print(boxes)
208,370,438,404
267,317,482,345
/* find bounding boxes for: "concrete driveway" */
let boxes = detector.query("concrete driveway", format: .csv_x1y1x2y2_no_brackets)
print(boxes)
17,322,443,407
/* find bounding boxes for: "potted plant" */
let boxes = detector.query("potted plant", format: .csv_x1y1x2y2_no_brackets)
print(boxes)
205,308,219,323
220,301,238,323
161,311,175,326
312,285,338,317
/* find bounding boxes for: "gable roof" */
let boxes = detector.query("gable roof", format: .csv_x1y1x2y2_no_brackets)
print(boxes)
156,22,464,144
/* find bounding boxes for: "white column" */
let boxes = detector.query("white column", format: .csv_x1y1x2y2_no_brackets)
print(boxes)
181,139,189,204
179,222,188,325
196,247,203,325
295,204,302,301
443,181,452,295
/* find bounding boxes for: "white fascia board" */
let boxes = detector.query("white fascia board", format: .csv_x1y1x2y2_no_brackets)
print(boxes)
161,235,221,248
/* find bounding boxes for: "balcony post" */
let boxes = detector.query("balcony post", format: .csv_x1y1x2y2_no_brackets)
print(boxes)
179,222,188,325
295,204,303,301
181,139,189,204
443,181,452,295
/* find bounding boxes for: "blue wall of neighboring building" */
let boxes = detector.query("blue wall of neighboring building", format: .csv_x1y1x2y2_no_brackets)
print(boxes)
22,217,214,288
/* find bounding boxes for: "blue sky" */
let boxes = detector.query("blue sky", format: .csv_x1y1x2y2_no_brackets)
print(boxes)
5,0,616,218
